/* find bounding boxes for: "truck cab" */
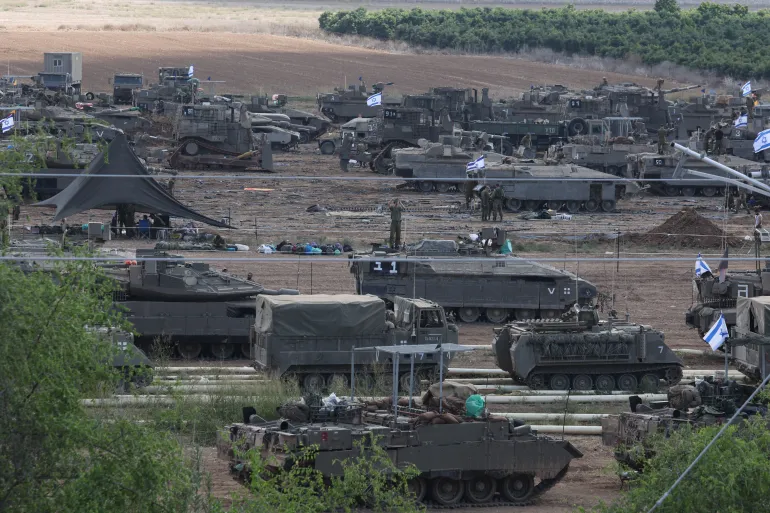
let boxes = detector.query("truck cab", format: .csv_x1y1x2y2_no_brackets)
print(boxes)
112,73,143,105
35,72,79,94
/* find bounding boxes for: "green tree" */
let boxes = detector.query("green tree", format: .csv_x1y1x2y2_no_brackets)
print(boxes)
0,258,208,512
654,0,680,14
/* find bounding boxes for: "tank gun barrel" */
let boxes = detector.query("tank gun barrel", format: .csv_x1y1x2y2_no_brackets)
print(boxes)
672,142,770,196
662,84,703,94
259,288,300,296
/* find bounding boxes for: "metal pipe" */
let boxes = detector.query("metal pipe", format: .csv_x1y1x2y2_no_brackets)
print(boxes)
447,368,734,377
154,366,257,373
153,375,263,381
485,394,667,404
683,169,770,197
142,385,266,394
152,379,264,386
475,386,645,395
529,425,602,435
672,142,770,195
496,413,609,421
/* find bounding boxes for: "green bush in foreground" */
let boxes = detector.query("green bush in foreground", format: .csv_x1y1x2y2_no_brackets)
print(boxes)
319,4,770,79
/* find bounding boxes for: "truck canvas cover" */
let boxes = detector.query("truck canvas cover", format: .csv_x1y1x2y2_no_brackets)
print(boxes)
736,296,770,336
254,294,384,337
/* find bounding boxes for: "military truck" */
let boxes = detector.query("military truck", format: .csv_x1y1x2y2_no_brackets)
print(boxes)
219,402,582,506
249,294,458,391
731,296,770,382
105,250,298,360
493,308,684,391
349,236,597,323
135,66,194,112
316,80,399,123
467,119,568,154
167,102,273,171
626,150,764,196
111,73,143,105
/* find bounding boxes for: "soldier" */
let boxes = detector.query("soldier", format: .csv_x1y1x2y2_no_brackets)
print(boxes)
464,171,477,209
491,183,504,222
755,208,763,230
737,189,750,214
520,133,532,149
747,93,756,120
389,198,403,248
12,204,20,221
480,186,491,222
713,126,724,155
602,77,608,86
657,125,669,154
167,177,175,197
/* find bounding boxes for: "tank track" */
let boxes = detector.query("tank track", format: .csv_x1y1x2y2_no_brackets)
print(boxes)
423,465,570,509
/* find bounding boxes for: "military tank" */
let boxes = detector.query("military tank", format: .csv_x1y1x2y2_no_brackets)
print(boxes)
493,308,683,391
316,80,399,123
218,403,582,506
349,234,597,323
105,250,298,359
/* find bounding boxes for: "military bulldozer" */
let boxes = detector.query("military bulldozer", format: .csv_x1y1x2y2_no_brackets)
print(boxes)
249,294,458,391
493,308,683,391
167,102,273,171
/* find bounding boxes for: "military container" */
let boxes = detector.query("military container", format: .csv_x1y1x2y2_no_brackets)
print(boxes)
105,250,298,360
349,238,597,324
112,73,143,105
43,52,82,89
218,405,582,506
250,294,458,390
627,151,763,196
493,309,683,391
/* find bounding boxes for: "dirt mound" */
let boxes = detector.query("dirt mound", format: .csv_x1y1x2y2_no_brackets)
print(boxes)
625,208,741,248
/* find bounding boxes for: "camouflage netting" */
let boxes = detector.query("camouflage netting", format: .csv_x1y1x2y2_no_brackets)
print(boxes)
530,332,632,359
624,208,740,248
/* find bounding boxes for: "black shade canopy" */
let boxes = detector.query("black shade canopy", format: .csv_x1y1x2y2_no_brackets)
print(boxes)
35,133,229,228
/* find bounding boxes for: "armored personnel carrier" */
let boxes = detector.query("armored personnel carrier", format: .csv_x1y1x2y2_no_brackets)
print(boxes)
627,151,762,196
493,308,683,391
167,102,273,171
105,250,298,360
90,327,154,391
349,235,597,323
316,80,399,123
218,402,582,506
249,294,458,390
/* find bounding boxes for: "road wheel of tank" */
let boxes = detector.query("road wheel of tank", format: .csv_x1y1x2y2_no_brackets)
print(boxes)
601,200,616,212
464,475,496,504
399,372,420,394
500,474,535,503
298,131,310,144
302,373,326,393
663,185,680,196
640,374,661,393
549,374,569,390
374,157,391,174
177,342,202,360
595,375,615,392
665,366,683,385
572,374,593,391
183,141,200,156
547,200,562,211
416,181,434,193
527,374,546,390
506,198,522,211
326,373,349,390
541,309,560,319
565,201,581,213
502,139,514,156
681,186,698,197
354,373,375,393
584,199,600,212
485,308,509,324
617,374,638,392
416,368,436,390
524,200,542,212
407,477,427,502
240,343,251,359
431,477,464,506
458,307,480,323
515,309,535,321
435,182,452,193
702,186,717,197
319,141,335,155
210,344,234,360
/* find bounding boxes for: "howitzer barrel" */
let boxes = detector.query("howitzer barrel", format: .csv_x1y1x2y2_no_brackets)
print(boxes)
672,142,770,196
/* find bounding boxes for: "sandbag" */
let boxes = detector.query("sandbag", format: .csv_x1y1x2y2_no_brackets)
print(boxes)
668,384,702,410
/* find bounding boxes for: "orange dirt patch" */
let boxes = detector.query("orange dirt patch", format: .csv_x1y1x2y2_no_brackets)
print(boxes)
0,30,664,96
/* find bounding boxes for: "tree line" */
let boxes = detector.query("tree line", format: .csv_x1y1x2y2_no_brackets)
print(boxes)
318,3,770,79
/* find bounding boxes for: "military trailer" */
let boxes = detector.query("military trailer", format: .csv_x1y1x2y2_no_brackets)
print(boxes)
167,102,273,171
250,294,458,390
111,73,143,105
105,250,298,360
349,238,597,323
493,308,684,391
218,401,583,507
41,52,82,94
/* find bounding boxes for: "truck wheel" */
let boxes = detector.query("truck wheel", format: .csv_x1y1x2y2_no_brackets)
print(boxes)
568,117,587,136
85,91,95,101
319,141,335,155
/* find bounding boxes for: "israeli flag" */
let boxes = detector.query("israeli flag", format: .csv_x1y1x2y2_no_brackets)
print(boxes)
741,81,752,97
1,114,14,133
366,92,382,107
735,114,748,128
466,155,485,172
695,253,711,277
703,312,729,351
754,128,770,154
188,65,194,78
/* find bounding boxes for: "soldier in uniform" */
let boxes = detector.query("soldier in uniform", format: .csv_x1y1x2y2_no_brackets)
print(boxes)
657,125,667,154
713,126,724,155
736,189,750,214
491,183,504,222
464,171,478,209
167,177,175,197
480,186,491,222
389,198,404,248
520,133,532,150
747,93,756,120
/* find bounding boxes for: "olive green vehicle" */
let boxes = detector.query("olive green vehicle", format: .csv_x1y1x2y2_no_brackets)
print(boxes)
218,401,582,506
249,294,458,391
89,327,154,391
493,308,684,391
